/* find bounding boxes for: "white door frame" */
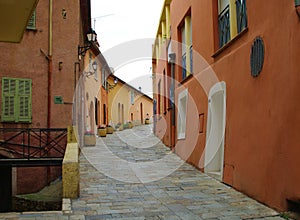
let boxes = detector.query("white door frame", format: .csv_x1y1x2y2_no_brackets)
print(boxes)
204,81,226,180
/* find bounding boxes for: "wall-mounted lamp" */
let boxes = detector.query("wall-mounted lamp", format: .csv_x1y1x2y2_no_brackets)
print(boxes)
84,61,98,77
107,77,118,91
78,28,97,60
295,0,300,17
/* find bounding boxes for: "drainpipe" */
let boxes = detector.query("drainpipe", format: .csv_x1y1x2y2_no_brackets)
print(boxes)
47,0,53,129
169,53,176,152
47,0,53,186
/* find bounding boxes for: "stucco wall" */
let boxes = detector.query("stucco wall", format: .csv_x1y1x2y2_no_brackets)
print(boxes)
153,0,300,211
0,0,81,194
108,76,153,126
0,0,80,128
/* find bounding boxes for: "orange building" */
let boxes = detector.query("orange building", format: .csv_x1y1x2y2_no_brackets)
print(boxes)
153,0,300,211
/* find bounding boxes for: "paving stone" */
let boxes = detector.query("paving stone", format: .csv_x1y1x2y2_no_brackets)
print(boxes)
0,125,285,220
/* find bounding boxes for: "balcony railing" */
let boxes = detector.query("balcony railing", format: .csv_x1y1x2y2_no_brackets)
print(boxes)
182,54,187,79
0,128,67,161
189,46,193,74
218,5,231,48
236,0,248,33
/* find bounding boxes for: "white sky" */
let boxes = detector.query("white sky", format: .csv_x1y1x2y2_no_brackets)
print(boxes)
91,0,164,96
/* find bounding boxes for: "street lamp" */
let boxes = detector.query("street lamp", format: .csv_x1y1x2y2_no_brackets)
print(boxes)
78,28,97,60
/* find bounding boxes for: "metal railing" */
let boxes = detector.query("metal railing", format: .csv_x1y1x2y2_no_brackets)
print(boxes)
182,54,187,79
218,5,231,48
189,45,193,74
0,128,67,160
236,0,248,33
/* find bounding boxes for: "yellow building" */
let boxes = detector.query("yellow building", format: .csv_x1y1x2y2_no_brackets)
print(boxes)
107,75,153,127
74,42,111,146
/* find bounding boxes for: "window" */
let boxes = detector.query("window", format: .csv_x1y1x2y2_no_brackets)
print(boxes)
180,15,192,80
89,53,92,72
94,61,98,81
181,25,187,79
218,0,247,48
2,78,32,123
130,90,134,105
101,68,107,90
27,11,36,30
177,89,188,139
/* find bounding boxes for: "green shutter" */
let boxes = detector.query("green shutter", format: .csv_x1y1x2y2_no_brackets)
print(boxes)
17,79,32,122
27,11,36,30
1,78,32,123
2,78,16,122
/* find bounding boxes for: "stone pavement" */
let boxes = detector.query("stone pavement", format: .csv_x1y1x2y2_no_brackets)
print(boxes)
0,125,285,220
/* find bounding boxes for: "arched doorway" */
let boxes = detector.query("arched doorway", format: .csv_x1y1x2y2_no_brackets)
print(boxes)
89,101,95,133
140,102,143,124
204,81,226,180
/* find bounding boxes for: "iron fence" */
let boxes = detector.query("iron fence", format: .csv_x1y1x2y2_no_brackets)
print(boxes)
0,128,67,160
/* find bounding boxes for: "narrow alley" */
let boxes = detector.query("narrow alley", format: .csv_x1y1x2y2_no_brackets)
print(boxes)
0,125,284,220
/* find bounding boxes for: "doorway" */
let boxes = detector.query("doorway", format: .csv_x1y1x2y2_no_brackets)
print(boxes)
204,82,226,180
0,165,12,212
103,104,107,125
140,102,143,124
95,98,98,126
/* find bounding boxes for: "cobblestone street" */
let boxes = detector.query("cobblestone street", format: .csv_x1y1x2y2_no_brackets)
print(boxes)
0,125,284,220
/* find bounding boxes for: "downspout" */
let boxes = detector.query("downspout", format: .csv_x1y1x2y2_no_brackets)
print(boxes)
47,0,53,186
47,0,53,128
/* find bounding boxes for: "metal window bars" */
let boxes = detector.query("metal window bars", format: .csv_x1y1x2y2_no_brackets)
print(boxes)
236,0,248,33
218,5,231,48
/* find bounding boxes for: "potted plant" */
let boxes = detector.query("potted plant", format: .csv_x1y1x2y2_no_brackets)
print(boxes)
116,122,123,131
123,123,130,129
84,130,96,146
128,121,133,129
145,114,150,124
106,125,114,134
97,125,107,137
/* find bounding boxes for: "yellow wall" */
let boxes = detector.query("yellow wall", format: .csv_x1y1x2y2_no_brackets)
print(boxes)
83,50,102,133
107,76,130,125
107,75,153,126
129,94,153,125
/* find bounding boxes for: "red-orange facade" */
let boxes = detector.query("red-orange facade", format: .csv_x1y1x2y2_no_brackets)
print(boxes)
0,0,96,195
153,0,300,211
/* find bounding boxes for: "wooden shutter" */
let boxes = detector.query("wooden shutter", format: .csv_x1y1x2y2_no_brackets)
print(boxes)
2,78,16,122
1,78,32,123
27,11,36,30
17,79,32,122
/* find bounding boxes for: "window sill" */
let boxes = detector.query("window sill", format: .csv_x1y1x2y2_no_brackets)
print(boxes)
212,27,248,58
177,133,186,140
1,121,32,124
178,74,193,86
26,28,37,32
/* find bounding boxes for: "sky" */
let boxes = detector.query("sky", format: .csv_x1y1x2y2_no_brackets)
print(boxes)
91,0,164,97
